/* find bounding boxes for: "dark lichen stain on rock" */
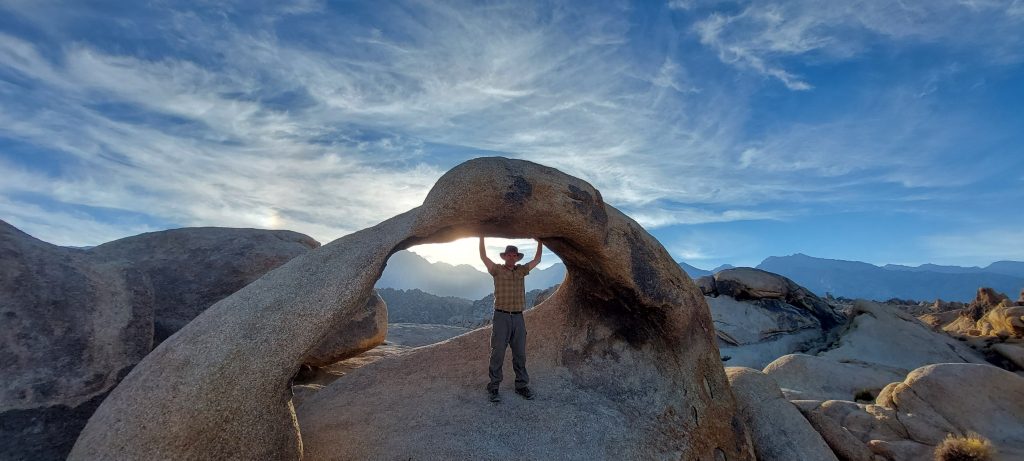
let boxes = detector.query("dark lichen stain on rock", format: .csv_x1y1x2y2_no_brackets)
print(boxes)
730,414,750,456
567,184,608,227
504,175,533,206
624,223,671,302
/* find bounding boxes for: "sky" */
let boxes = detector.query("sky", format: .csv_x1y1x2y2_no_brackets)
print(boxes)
1,0,1023,271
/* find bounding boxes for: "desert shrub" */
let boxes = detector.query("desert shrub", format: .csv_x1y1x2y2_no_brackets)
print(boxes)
933,432,994,461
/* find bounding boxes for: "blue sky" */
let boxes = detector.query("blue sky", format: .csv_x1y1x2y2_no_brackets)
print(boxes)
1,0,1023,270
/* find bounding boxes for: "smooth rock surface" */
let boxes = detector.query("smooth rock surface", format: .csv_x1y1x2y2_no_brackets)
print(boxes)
877,363,1024,454
801,363,1024,461
791,400,879,461
696,275,716,296
87,227,318,343
918,309,961,329
303,291,387,367
726,367,838,461
711,296,820,346
0,220,154,461
992,342,1024,369
714,267,842,329
707,276,842,369
715,268,789,299
71,157,755,461
719,329,824,369
763,354,905,401
819,301,986,372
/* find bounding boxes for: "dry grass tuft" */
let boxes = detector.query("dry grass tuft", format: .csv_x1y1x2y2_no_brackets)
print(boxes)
933,432,995,461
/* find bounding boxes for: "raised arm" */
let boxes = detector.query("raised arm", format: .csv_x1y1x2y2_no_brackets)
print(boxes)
526,239,543,270
479,236,497,273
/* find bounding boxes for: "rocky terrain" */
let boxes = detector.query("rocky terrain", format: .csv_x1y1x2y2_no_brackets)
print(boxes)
4,157,1024,461
377,250,565,298
697,267,844,368
1,220,154,461
732,362,1024,461
698,269,1023,460
68,157,756,460
377,286,545,327
919,287,1024,372
0,221,385,460
86,226,320,343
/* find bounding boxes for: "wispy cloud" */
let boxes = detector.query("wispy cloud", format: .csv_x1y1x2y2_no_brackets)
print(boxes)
0,1,788,246
0,31,445,244
691,0,1024,89
924,228,1024,264
0,0,1021,271
628,206,788,229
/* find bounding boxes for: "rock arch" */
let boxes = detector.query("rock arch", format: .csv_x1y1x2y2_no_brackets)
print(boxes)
71,157,754,460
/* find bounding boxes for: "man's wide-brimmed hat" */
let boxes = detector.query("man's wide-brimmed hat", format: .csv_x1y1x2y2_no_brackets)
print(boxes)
500,245,524,261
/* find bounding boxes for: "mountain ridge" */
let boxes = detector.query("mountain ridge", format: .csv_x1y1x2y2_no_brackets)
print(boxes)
381,250,1022,303
756,253,1024,302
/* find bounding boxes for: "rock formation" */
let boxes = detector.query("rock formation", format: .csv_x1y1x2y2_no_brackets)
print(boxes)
818,301,985,372
87,227,319,343
0,220,154,461
935,287,1024,339
758,300,986,408
918,309,962,329
979,303,1024,337
795,363,1024,460
991,343,1024,370
704,268,844,368
762,354,905,402
70,157,755,460
695,274,716,295
967,287,1010,317
2,219,366,460
726,367,838,461
302,291,388,367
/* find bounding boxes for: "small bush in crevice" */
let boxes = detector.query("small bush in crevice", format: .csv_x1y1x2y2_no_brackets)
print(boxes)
933,432,994,461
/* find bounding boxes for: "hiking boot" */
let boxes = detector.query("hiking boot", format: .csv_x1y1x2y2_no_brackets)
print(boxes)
488,389,501,402
515,387,534,400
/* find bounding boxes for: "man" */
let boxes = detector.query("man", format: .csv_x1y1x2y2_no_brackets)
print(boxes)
479,237,542,403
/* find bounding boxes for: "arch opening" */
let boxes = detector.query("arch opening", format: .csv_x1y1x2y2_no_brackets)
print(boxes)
70,157,752,461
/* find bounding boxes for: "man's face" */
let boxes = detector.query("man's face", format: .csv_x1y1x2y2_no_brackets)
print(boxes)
500,253,517,265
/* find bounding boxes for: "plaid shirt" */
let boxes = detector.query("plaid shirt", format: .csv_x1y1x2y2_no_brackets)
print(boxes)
489,263,531,311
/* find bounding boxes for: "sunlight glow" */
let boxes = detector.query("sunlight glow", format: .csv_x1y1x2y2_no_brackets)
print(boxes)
409,237,562,273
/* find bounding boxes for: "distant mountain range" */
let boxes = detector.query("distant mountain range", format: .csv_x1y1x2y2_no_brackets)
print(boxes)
678,262,734,278
376,250,565,299
380,250,1023,303
377,287,544,327
881,260,1024,278
756,254,1024,302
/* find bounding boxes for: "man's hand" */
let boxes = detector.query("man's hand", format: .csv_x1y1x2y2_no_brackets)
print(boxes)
526,239,543,270
479,236,497,273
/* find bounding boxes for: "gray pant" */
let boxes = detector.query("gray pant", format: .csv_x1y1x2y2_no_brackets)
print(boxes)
487,311,529,391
